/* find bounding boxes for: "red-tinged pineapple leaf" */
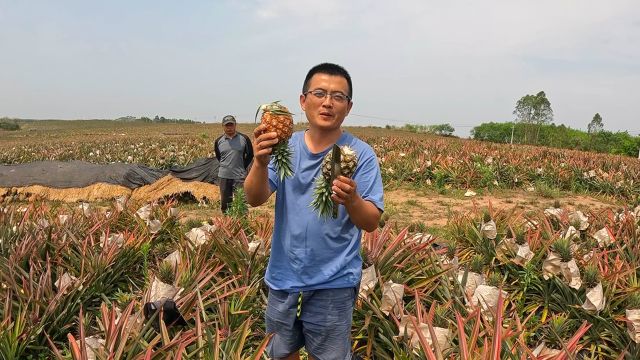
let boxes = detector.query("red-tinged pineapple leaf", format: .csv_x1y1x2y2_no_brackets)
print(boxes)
490,290,505,360
252,333,275,360
455,312,470,360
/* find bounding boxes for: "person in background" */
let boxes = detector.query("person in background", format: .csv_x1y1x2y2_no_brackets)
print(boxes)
214,115,253,213
244,63,384,360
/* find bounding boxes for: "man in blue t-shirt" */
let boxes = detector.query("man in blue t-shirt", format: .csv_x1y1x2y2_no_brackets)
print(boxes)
244,63,384,360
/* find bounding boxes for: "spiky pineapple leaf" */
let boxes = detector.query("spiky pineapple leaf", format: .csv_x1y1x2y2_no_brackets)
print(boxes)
310,175,334,218
272,142,294,180
254,101,294,122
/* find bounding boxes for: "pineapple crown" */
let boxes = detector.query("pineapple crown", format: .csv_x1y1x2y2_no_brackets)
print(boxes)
254,101,294,123
582,264,600,289
552,237,573,262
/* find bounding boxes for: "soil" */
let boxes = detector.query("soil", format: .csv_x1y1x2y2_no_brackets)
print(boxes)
383,188,620,228
176,187,621,229
1,181,622,230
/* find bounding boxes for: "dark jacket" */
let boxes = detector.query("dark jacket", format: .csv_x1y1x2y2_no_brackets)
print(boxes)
213,132,254,170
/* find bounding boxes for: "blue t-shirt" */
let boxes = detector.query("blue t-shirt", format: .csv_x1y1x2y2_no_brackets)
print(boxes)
266,130,384,292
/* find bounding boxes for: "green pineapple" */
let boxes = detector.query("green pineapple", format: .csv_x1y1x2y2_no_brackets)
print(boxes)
310,145,358,218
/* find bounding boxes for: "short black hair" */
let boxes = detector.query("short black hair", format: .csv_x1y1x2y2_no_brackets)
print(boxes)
302,63,353,99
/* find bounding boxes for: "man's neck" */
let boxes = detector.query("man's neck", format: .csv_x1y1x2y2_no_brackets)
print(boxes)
225,132,237,138
305,127,342,153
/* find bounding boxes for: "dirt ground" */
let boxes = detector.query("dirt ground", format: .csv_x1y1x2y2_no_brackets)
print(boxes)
178,187,621,229
2,181,621,229
382,188,619,228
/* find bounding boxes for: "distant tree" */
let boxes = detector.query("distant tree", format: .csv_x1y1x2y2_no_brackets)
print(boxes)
513,91,553,144
429,123,455,136
0,118,20,131
471,122,516,143
587,113,604,134
401,123,454,136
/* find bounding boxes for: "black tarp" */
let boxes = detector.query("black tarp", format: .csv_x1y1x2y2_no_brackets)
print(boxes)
0,158,220,189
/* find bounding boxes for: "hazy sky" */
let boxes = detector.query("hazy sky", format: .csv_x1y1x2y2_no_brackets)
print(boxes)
1,1,639,136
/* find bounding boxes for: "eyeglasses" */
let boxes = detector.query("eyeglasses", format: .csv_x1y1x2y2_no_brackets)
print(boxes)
304,89,351,104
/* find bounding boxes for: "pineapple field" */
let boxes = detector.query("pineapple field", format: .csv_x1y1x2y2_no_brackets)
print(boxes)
1,120,640,359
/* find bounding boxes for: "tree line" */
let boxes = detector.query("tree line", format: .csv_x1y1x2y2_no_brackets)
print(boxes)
385,123,456,136
116,115,202,124
472,91,639,157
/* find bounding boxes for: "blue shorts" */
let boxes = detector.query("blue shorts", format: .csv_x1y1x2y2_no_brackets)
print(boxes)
265,287,357,360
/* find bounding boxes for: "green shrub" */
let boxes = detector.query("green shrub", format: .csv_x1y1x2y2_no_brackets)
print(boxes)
0,120,20,131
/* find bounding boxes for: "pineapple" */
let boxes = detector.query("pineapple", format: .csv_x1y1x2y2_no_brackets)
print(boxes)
255,101,294,179
310,145,358,218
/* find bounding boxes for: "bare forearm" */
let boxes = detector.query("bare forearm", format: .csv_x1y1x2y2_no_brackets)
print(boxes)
344,195,381,232
244,162,272,206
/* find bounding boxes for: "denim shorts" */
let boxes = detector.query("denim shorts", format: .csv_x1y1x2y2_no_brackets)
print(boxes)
265,286,357,360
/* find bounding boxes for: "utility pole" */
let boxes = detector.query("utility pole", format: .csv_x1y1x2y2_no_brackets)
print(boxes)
510,123,515,144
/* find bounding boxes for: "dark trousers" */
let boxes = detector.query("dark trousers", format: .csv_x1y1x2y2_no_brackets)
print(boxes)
219,178,244,213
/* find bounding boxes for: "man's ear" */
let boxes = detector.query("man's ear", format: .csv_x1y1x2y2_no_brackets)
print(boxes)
299,93,307,112
345,101,353,116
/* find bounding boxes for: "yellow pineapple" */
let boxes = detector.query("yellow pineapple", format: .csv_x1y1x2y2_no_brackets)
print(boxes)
311,145,358,218
255,101,294,179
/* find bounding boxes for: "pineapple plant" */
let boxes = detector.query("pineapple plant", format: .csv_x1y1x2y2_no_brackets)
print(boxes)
542,314,578,350
158,260,176,284
445,241,457,260
582,264,600,289
628,292,640,309
552,237,573,262
486,271,503,287
433,304,452,328
310,145,358,218
506,227,514,239
482,211,492,223
515,230,527,245
255,101,294,179
470,253,485,274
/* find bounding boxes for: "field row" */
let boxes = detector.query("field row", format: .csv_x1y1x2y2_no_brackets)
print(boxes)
1,197,639,358
2,123,639,200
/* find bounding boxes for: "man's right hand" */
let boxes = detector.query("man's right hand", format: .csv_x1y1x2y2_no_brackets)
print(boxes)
253,124,279,168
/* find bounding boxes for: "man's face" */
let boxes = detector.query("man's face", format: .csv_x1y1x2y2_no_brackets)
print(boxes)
223,122,236,136
299,73,352,132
